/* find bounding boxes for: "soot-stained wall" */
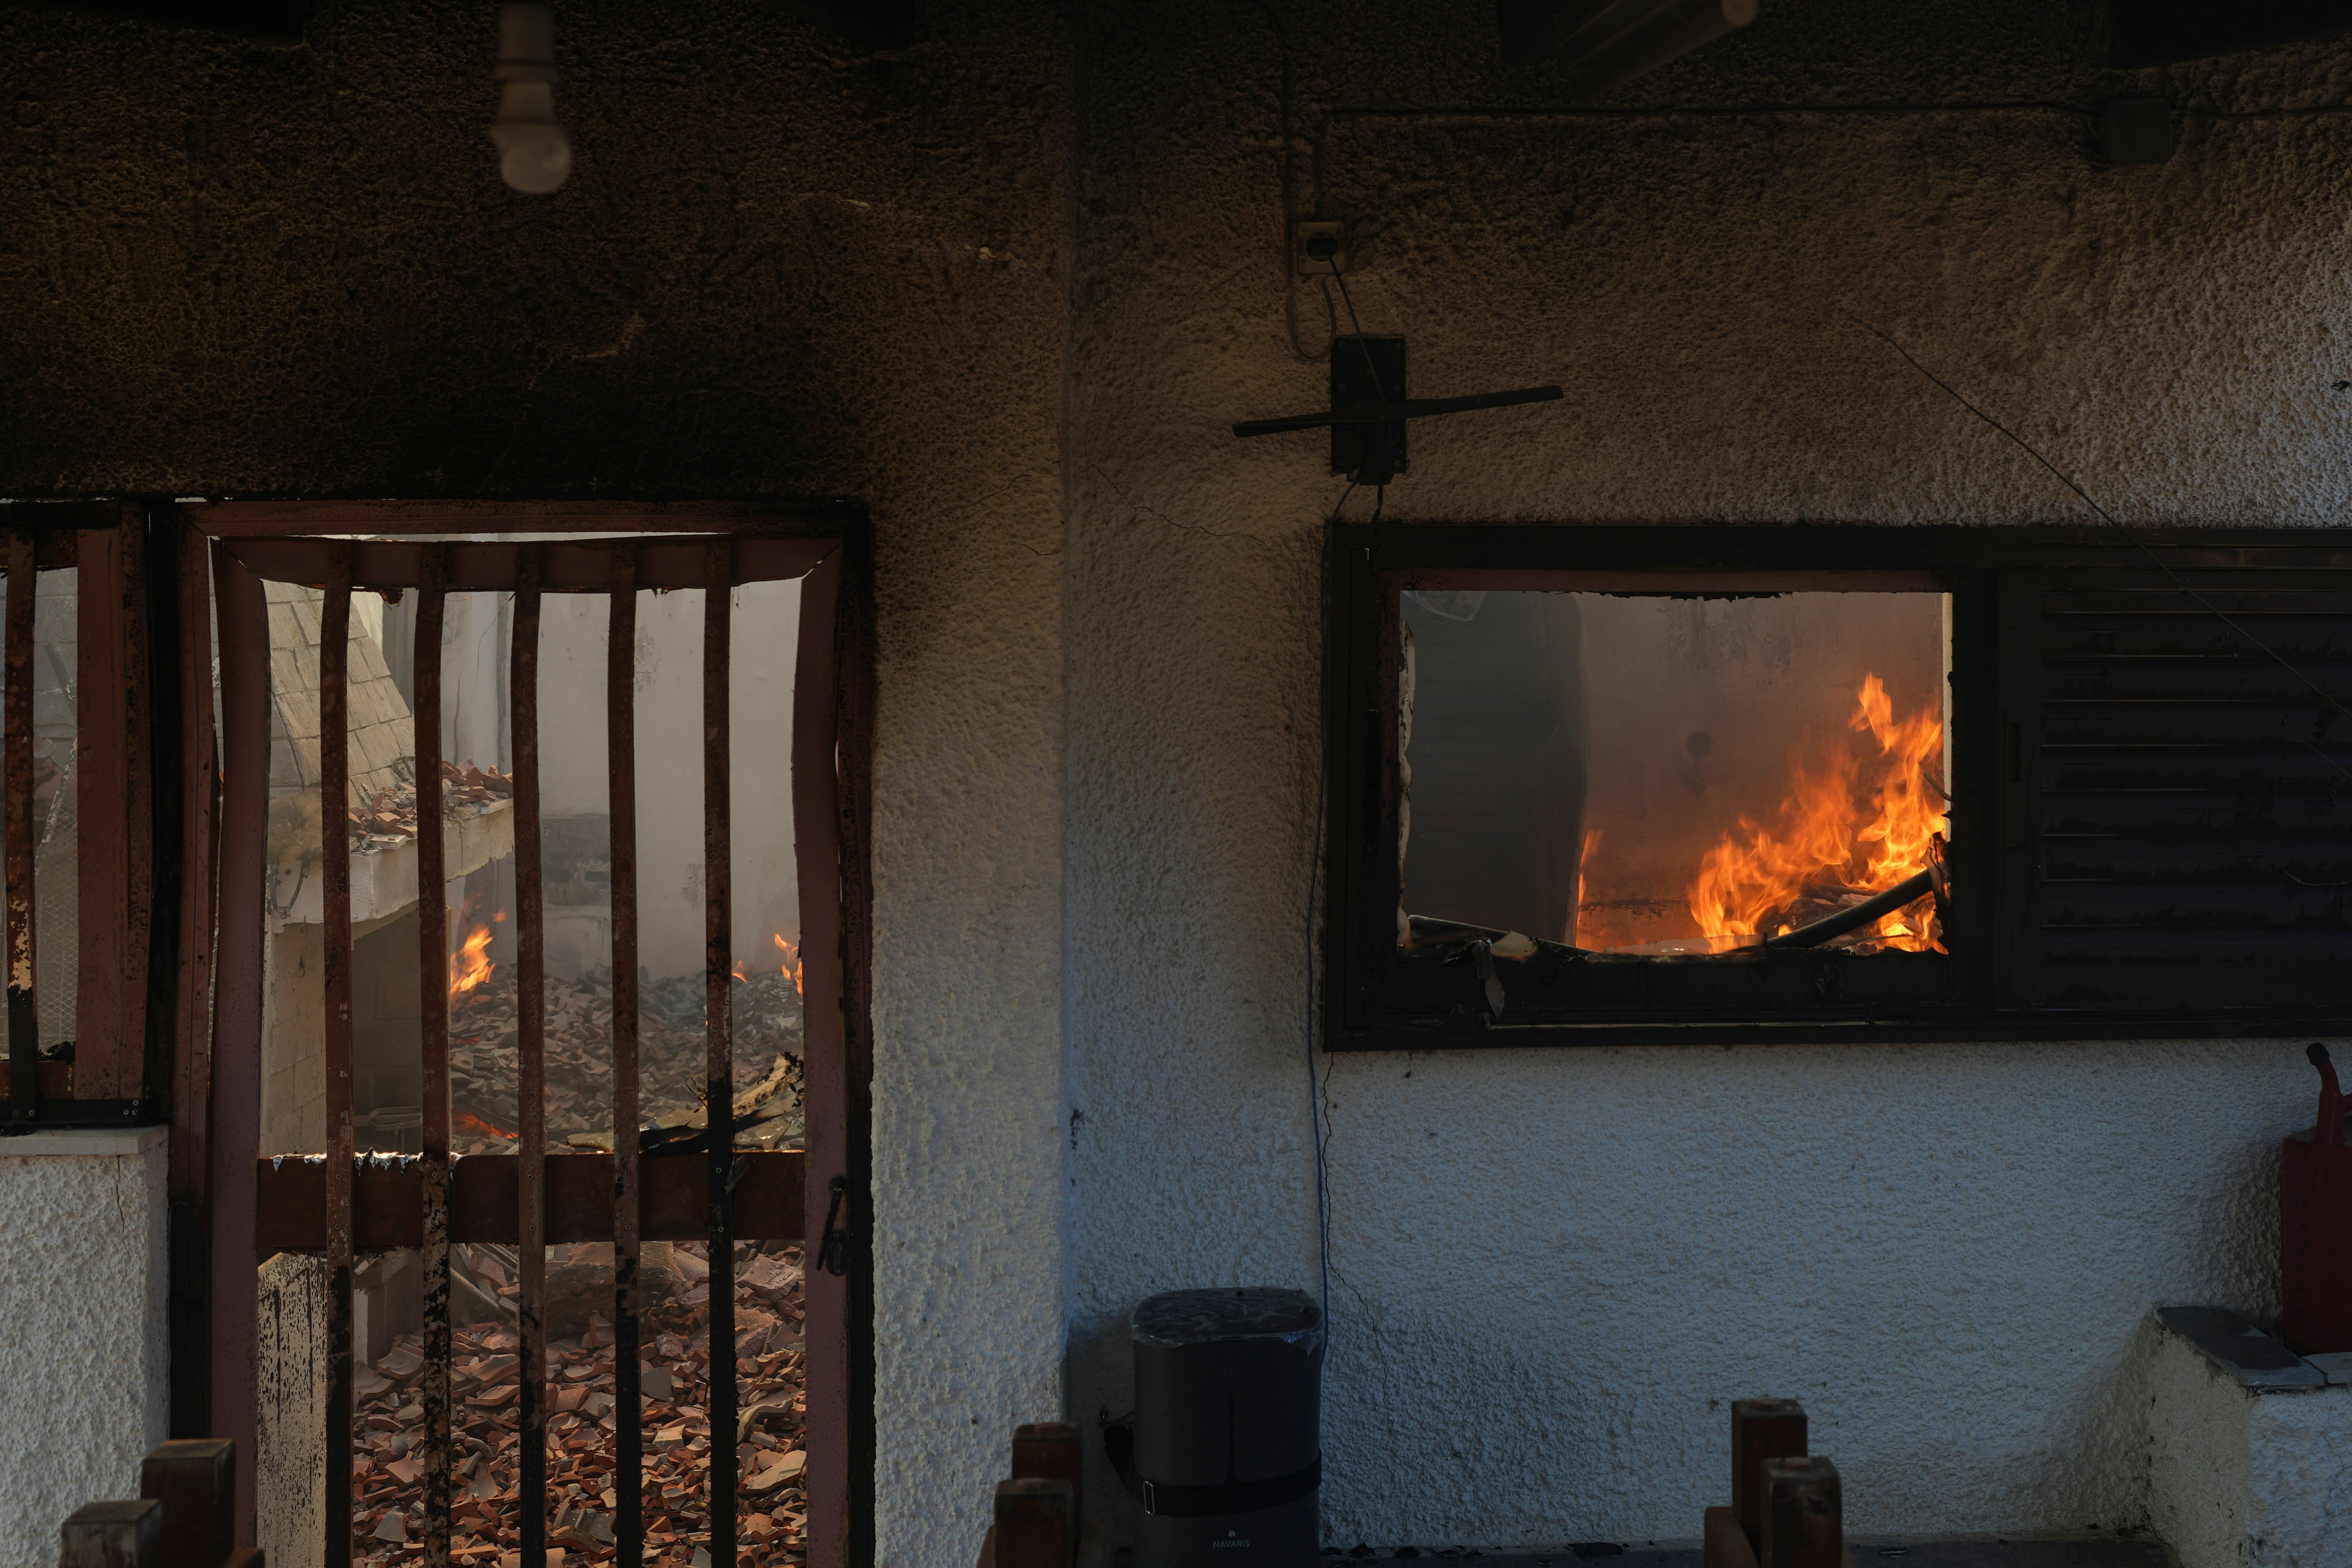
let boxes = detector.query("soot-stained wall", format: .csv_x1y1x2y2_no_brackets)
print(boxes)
9,0,2352,1563
0,1,1072,1561
1060,1,2351,1563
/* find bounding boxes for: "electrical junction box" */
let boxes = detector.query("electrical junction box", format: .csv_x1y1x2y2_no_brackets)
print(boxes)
2100,99,2175,164
1293,221,1348,277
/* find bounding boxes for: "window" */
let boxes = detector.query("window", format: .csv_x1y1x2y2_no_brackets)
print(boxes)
0,504,203,1123
1326,524,2352,1046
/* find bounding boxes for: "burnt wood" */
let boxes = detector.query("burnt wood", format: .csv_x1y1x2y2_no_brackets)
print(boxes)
1760,1457,1842,1568
60,1502,163,1568
1731,1400,1807,1547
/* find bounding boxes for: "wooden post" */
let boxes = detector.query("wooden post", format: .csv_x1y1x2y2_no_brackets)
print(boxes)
992,1479,1073,1568
60,1501,162,1568
1760,1457,1842,1568
140,1438,234,1568
1731,1399,1807,1548
1009,1424,1082,1531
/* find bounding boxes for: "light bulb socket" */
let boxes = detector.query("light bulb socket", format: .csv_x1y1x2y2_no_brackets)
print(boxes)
496,3,558,83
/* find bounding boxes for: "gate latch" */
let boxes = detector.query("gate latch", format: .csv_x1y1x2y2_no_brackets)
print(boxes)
816,1173,851,1276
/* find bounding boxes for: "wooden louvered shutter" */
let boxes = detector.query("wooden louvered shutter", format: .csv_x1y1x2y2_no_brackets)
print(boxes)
1999,569,2352,1013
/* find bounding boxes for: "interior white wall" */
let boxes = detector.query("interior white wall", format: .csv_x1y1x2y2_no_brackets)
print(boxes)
1050,3,2352,1563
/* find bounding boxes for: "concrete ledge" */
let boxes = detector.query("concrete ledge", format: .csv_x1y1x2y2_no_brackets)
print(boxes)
2147,1309,2352,1568
0,1124,168,1157
2155,1306,2326,1391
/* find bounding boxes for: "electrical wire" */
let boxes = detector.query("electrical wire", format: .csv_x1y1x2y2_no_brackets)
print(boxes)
1331,270,1385,398
1845,310,2352,787
1300,477,1363,1331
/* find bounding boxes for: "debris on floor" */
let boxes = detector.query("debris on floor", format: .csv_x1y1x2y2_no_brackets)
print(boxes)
442,965,804,1156
350,1241,809,1568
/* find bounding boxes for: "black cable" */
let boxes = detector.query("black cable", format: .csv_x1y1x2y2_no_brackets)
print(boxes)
1845,311,2352,788
1301,478,1357,1330
1330,269,1387,401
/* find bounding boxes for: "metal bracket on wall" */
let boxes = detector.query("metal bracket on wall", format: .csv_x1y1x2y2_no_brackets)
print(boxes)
1231,337,1564,486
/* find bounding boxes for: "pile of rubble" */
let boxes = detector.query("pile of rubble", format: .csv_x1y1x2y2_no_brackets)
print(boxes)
351,1242,810,1568
449,968,804,1154
350,761,515,854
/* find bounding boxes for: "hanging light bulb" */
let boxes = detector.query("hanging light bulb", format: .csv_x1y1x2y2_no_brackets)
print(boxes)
490,4,571,194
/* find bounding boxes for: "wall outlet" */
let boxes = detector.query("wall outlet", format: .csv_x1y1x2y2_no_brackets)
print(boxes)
1293,220,1348,277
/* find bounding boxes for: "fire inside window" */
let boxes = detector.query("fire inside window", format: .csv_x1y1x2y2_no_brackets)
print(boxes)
1326,524,2352,1048
1400,588,1950,958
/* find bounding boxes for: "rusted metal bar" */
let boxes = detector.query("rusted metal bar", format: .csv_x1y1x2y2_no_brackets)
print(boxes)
704,539,738,1564
838,533,880,1568
607,543,644,1568
320,545,357,1568
1759,1456,1842,1568
224,536,829,594
512,543,549,1568
76,519,131,1096
140,1437,234,1568
413,549,452,1568
253,1149,809,1251
792,549,854,1568
168,517,220,1438
5,529,37,1121
118,505,155,1107
208,543,270,1545
1731,1399,1806,1550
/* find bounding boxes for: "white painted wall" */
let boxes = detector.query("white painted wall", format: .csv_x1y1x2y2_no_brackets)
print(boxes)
0,1128,169,1568
1026,7,2352,1568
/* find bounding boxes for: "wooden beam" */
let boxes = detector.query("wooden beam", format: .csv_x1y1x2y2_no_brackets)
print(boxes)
188,499,859,538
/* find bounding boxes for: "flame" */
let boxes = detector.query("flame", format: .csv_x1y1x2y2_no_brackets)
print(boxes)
1687,673,1947,953
455,1108,513,1142
448,925,496,997
731,961,749,983
774,933,804,997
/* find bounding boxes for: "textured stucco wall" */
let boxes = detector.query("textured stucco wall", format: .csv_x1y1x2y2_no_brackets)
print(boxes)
1059,2,2352,1563
0,1128,170,1568
10,1,2352,1565
0,1,1072,1561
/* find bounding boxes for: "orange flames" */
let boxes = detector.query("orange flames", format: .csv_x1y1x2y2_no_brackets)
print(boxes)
1688,674,1947,953
774,933,804,997
448,924,496,997
455,1108,513,1142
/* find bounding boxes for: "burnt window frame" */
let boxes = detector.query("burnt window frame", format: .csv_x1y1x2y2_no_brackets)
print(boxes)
1325,522,2352,1049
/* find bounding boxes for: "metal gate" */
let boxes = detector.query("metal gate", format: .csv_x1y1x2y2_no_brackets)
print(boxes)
198,505,871,1568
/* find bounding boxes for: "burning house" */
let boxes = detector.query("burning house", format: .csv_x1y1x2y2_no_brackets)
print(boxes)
7,5,2352,1568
